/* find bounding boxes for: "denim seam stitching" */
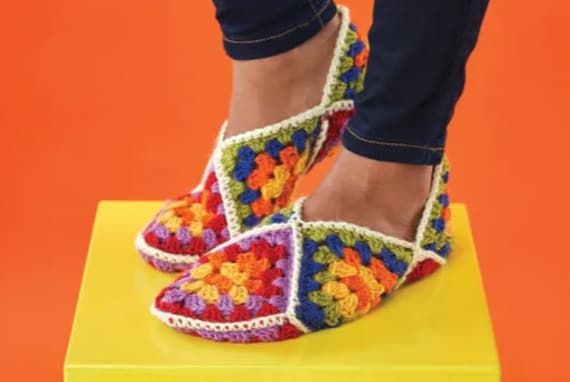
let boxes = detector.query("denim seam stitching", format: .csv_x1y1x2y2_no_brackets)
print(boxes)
346,126,444,152
223,0,331,44
307,0,325,27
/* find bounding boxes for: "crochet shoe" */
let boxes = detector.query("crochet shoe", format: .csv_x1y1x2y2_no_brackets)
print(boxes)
136,5,369,272
151,158,452,342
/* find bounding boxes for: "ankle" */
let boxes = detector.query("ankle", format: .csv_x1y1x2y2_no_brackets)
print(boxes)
316,150,432,206
225,15,341,137
304,150,433,241
231,14,340,82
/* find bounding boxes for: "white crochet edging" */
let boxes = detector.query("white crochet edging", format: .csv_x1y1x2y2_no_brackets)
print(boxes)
411,161,444,259
382,160,447,287
209,5,355,239
151,222,305,334
397,248,447,288
202,219,311,335
284,205,312,333
217,99,356,239
135,232,199,265
151,304,289,332
307,100,354,167
320,5,352,106
151,170,450,334
143,7,357,258
283,197,419,332
217,5,352,151
284,188,451,318
299,218,416,250
207,222,292,253
221,105,324,150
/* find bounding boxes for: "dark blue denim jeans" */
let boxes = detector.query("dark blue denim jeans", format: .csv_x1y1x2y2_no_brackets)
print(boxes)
213,0,489,165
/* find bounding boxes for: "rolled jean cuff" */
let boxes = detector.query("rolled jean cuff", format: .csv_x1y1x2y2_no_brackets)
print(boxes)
223,1,337,60
342,126,444,166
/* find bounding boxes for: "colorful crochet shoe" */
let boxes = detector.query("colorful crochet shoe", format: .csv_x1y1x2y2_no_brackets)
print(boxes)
136,6,369,272
151,158,452,342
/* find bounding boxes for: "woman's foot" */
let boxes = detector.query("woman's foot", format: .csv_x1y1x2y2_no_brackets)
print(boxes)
150,158,451,342
225,14,341,137
136,6,369,272
303,150,433,242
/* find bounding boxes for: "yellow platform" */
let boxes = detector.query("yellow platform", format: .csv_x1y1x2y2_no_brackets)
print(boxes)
65,202,500,382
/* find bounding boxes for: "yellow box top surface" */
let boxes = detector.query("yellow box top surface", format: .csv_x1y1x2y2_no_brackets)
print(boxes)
65,202,499,382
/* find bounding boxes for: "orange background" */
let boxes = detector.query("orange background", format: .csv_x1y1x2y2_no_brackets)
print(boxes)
1,1,569,381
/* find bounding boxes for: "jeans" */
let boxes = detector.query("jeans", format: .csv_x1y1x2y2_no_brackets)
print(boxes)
213,0,489,165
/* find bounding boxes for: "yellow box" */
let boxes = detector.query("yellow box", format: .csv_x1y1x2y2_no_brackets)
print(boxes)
65,202,500,382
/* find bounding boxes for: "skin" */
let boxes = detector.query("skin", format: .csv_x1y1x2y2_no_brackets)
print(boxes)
225,15,432,241
303,149,432,241
225,15,340,137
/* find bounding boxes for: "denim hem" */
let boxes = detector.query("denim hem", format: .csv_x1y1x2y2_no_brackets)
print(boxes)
223,1,337,60
342,127,444,165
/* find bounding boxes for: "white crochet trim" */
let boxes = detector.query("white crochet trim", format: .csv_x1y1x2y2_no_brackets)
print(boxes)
218,5,351,152
397,248,447,288
298,217,416,250
284,197,419,333
214,102,355,238
150,159,451,335
321,5,352,106
151,304,289,332
307,100,354,167
383,160,447,287
411,160,444,260
211,6,355,239
207,221,312,334
265,160,442,281
281,163,449,324
144,208,311,334
151,223,300,333
219,100,353,152
142,6,358,266
152,161,449,333
135,232,200,265
205,222,292,253
283,207,312,333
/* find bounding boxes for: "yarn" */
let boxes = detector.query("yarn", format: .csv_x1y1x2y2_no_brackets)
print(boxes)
142,169,228,264
214,8,368,236
296,225,403,331
152,156,452,343
137,5,370,273
418,158,453,268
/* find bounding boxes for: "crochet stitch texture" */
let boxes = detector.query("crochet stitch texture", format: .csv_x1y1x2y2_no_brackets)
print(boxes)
151,158,452,342
136,6,369,272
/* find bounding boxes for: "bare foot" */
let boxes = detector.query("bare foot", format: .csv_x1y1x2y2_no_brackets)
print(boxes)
303,150,433,241
225,14,341,137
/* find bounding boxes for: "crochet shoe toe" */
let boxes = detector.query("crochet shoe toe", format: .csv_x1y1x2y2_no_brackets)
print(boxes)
136,6,369,272
151,158,452,342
